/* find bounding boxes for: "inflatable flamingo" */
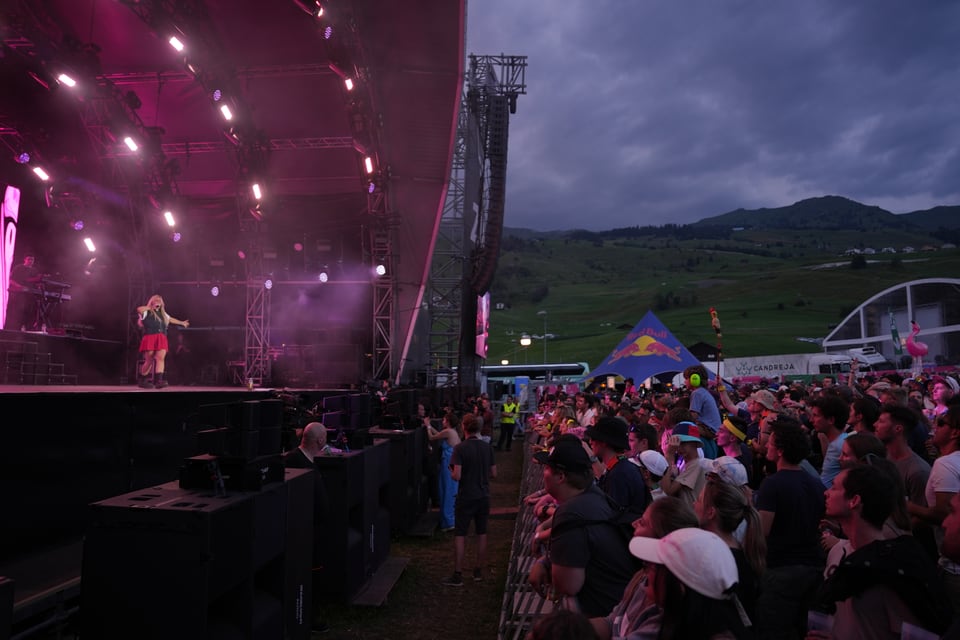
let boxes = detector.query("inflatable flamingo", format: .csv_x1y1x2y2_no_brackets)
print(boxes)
906,320,929,375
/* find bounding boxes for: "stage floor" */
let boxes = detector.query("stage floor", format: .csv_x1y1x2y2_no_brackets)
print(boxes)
0,383,256,394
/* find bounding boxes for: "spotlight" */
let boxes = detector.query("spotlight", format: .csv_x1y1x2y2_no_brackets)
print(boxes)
251,183,262,200
71,219,84,231
323,26,333,40
501,359,509,366
237,250,246,260
293,242,303,252
264,278,273,290
123,136,138,151
57,73,77,88
318,271,328,283
344,77,354,91
368,181,376,194
172,231,182,242
15,152,30,164
212,89,222,102
163,210,176,227
83,237,96,252
32,167,50,181
375,263,386,276
169,36,185,52
210,285,220,297
364,156,374,174
220,104,233,121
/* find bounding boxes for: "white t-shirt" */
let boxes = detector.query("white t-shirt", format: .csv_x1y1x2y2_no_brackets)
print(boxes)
925,450,960,549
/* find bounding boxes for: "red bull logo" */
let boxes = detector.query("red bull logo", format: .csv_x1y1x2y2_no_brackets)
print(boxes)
609,335,682,362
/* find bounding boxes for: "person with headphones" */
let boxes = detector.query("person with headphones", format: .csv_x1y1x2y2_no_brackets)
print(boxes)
684,364,722,459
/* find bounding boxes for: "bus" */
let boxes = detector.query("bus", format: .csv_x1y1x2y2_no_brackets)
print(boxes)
480,361,590,397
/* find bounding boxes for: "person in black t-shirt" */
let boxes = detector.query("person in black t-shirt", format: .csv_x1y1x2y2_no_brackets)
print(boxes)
442,412,497,586
7,253,42,330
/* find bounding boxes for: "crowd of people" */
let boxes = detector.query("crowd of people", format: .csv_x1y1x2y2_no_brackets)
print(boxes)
520,364,960,639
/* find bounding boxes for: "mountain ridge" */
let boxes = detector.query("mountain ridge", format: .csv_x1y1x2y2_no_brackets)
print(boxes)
503,196,960,236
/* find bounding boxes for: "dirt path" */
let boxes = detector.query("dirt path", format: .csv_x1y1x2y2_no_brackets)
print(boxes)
322,440,527,639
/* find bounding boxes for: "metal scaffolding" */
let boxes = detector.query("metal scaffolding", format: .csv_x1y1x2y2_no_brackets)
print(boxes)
368,188,397,382
426,54,526,390
243,237,271,386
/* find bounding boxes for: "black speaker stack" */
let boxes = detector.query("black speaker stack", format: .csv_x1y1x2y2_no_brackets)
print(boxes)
80,468,314,640
183,399,286,491
367,427,428,535
313,439,391,602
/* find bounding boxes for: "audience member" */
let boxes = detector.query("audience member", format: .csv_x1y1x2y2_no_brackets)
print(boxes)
527,435,635,618
627,528,752,638
847,396,880,433
586,416,649,515
631,449,669,503
282,422,332,633
684,365,722,459
527,609,594,640
443,412,497,586
426,411,462,532
808,395,850,488
660,422,707,509
809,466,951,638
755,416,825,639
717,416,754,486
589,497,699,640
697,478,766,623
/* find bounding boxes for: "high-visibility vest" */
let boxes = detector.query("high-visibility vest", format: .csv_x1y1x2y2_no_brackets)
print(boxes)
501,402,518,424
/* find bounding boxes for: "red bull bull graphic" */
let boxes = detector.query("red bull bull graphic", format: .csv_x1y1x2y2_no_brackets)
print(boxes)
609,334,682,362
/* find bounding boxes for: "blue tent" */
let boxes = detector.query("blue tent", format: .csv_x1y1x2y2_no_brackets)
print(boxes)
584,310,713,384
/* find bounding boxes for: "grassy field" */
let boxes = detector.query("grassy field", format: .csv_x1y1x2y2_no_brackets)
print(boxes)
488,230,960,368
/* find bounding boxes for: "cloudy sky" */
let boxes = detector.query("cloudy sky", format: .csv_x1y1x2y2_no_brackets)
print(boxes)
466,1,960,231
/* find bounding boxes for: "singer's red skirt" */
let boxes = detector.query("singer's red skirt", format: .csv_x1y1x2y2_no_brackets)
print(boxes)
139,333,169,352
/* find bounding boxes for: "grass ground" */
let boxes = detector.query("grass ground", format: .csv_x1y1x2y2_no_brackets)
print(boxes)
489,234,960,367
320,443,526,639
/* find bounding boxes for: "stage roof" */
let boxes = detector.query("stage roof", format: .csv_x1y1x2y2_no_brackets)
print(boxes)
1,0,465,374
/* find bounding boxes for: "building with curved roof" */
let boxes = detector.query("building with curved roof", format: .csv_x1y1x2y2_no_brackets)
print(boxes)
822,278,960,367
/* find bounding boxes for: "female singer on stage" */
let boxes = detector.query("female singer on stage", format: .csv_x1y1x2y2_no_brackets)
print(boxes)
136,294,189,388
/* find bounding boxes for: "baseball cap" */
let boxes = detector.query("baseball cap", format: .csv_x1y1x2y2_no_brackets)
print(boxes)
533,434,592,472
629,528,739,600
705,456,749,487
934,376,960,394
749,390,778,412
672,422,703,445
629,450,668,477
585,416,630,451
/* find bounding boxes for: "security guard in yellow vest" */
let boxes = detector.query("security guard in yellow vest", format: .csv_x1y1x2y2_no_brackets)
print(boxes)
496,395,519,451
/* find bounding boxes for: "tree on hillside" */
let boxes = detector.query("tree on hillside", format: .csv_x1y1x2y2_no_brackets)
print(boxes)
849,254,867,269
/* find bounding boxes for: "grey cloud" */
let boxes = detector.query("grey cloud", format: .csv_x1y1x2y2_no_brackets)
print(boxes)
469,1,960,230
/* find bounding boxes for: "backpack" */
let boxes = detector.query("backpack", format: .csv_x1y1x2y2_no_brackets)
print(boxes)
549,488,643,570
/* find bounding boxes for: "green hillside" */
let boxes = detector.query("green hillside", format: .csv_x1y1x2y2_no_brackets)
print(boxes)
486,201,960,369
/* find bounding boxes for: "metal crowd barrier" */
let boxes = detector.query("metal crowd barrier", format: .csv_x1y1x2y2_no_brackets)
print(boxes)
497,433,555,639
